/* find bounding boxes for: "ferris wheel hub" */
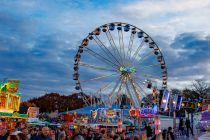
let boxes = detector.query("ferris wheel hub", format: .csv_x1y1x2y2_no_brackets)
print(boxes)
119,67,136,75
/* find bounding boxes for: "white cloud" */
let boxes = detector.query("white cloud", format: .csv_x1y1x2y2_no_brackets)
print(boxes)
116,0,210,38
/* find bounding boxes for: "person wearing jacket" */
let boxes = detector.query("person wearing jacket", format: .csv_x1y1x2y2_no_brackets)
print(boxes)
34,127,52,140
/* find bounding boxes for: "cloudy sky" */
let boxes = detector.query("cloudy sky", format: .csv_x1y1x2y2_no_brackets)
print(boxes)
0,0,210,101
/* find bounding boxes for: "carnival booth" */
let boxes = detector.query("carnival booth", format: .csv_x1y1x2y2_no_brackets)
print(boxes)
0,80,28,129
197,103,210,131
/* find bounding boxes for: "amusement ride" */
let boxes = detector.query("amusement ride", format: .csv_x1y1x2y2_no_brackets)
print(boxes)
73,22,168,108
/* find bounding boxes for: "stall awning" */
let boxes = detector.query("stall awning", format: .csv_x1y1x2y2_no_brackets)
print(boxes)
0,112,28,119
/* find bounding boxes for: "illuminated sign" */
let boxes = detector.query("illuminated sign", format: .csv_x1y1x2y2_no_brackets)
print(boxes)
105,110,116,118
0,80,21,112
172,95,178,108
27,107,39,118
202,99,210,105
129,108,140,117
0,80,20,94
7,80,20,93
91,110,97,119
176,95,182,110
161,89,170,111
140,108,157,117
181,101,196,109
202,104,210,111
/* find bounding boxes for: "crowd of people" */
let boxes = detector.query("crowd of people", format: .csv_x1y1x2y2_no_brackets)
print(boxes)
0,124,177,140
179,118,194,137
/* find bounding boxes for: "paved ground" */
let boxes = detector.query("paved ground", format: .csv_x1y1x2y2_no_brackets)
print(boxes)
178,136,195,140
177,132,210,140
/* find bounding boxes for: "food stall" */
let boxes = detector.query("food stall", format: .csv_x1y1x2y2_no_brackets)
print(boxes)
0,80,28,129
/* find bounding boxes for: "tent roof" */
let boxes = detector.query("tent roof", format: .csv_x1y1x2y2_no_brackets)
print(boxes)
59,105,130,115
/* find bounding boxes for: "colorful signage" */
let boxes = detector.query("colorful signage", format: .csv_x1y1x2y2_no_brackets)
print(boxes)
7,80,20,93
181,101,196,109
0,80,21,112
91,110,97,119
176,95,182,110
27,107,39,118
105,109,116,118
160,89,170,111
0,80,20,94
129,107,140,117
202,104,210,111
140,107,157,117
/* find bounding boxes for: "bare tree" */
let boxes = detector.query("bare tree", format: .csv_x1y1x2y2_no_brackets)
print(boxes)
171,88,181,95
191,79,210,98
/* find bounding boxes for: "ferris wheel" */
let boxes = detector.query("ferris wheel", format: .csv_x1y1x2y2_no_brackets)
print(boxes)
73,22,167,107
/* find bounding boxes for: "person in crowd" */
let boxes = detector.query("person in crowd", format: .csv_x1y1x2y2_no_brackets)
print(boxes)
162,129,167,140
156,133,163,140
59,133,67,140
167,127,174,140
22,127,30,140
179,118,185,135
146,124,153,140
113,134,121,140
34,127,52,140
58,128,65,140
120,132,126,140
30,128,39,140
18,132,28,140
8,135,19,140
86,129,93,140
70,128,85,140
50,129,56,140
0,127,9,140
185,118,194,137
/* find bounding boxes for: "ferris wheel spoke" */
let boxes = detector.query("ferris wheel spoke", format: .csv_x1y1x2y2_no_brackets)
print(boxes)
84,47,119,69
133,76,146,85
137,51,154,64
79,62,117,73
131,38,145,63
114,79,125,103
106,31,124,66
78,90,91,106
109,77,123,100
136,69,161,79
118,30,126,65
142,73,162,80
81,73,117,83
132,80,147,97
128,78,141,107
94,36,122,66
125,81,137,107
95,82,113,94
105,32,122,64
127,32,135,63
142,63,161,69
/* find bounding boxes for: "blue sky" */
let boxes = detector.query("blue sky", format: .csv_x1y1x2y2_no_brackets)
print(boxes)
0,0,210,101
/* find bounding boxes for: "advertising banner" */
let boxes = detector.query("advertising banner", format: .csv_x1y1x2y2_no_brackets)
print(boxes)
160,89,170,111
27,107,39,118
7,80,20,93
105,110,116,118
